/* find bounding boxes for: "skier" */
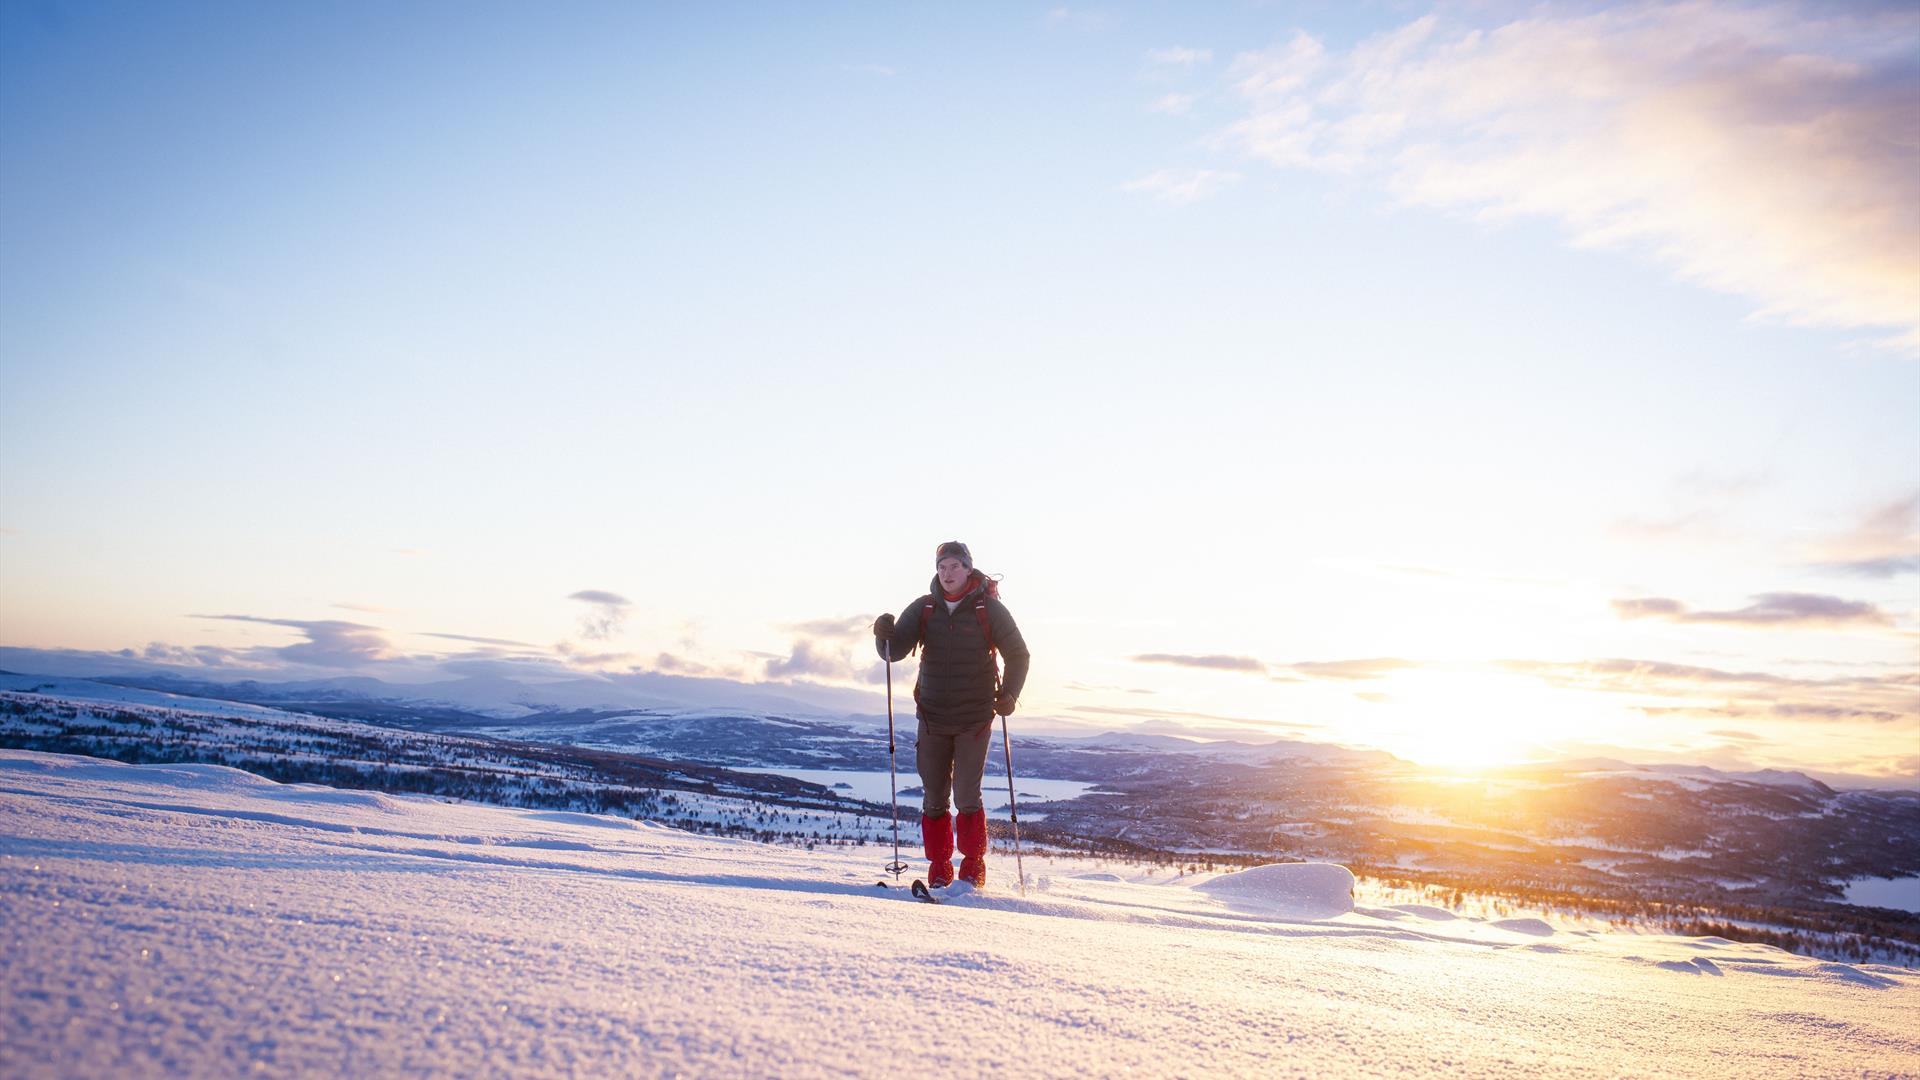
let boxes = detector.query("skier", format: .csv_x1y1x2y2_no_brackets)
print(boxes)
874,541,1030,889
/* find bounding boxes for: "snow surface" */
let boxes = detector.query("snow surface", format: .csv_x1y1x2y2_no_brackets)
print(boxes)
3,749,1917,1079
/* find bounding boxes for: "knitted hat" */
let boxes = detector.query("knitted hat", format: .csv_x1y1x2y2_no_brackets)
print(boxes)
934,541,973,569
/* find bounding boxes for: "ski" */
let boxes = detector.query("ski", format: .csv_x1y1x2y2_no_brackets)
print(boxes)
875,879,939,903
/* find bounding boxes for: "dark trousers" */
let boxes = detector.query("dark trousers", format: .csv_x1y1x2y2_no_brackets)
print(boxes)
916,716,991,816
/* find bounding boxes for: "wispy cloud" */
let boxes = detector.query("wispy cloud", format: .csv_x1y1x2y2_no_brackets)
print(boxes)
781,616,871,638
1065,681,1157,695
1131,652,1266,673
1819,555,1920,578
1045,8,1107,31
1608,469,1780,546
1539,735,1913,785
1129,653,1423,683
420,631,544,649
1807,492,1920,577
188,614,396,667
1148,92,1199,115
1286,658,1417,681
1503,657,1789,687
568,590,632,641
1641,701,1908,724
1373,563,1565,588
1221,3,1920,347
1611,592,1895,629
1674,467,1773,498
552,642,639,668
1500,657,1916,725
1607,509,1727,543
1148,46,1213,67
1122,168,1242,204
1065,703,1320,733
651,652,746,680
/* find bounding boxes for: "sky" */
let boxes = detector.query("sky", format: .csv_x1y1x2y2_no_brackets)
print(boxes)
1,1,1915,782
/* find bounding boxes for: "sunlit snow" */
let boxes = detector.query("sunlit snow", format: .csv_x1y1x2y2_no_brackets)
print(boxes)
2,750,1915,1078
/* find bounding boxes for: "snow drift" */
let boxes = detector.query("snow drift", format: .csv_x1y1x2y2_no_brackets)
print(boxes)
1193,861,1356,919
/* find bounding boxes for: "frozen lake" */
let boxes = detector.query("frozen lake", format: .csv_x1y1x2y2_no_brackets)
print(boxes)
734,767,1096,820
1844,875,1920,913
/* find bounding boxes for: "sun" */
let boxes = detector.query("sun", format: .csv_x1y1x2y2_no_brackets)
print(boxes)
1356,667,1582,772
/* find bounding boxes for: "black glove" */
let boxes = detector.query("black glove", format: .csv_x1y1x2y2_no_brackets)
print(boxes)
873,613,896,639
994,692,1016,717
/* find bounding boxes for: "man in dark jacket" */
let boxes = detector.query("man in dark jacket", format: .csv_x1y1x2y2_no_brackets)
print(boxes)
874,540,1030,888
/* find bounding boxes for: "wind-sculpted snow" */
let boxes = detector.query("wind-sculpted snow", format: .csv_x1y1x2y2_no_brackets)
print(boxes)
2,749,1917,1078
1193,861,1356,919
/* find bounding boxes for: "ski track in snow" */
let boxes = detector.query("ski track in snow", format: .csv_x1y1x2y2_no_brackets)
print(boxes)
2,750,1916,1079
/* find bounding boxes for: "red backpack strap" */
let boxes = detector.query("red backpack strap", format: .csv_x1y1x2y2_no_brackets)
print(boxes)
975,602,1000,694
973,603,994,653
974,576,999,652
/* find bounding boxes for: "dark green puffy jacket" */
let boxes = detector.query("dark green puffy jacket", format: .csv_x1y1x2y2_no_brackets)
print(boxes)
877,573,1030,735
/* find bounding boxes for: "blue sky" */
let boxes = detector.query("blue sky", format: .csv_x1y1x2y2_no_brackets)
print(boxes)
2,1,1915,780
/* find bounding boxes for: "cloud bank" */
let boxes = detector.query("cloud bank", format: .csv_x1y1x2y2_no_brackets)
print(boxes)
188,615,396,667
568,590,631,642
765,615,886,684
1223,2,1920,346
1611,591,1895,628
1128,653,1421,683
1499,657,1915,725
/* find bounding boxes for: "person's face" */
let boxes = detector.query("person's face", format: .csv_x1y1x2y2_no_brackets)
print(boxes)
937,556,971,594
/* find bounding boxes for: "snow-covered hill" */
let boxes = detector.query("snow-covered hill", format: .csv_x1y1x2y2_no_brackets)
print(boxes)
2,750,1914,1078
0,672,345,723
0,683,888,847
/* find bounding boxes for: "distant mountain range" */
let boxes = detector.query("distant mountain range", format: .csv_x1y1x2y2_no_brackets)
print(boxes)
4,646,1905,790
0,645,886,718
4,666,1916,931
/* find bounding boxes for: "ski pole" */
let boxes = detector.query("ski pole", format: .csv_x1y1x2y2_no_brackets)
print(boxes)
882,640,908,879
998,713,1027,896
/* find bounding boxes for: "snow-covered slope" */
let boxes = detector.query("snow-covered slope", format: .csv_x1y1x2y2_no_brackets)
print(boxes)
0,672,335,724
2,750,1914,1078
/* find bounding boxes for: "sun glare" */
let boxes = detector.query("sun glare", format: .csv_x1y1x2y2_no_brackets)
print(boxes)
1359,668,1584,772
